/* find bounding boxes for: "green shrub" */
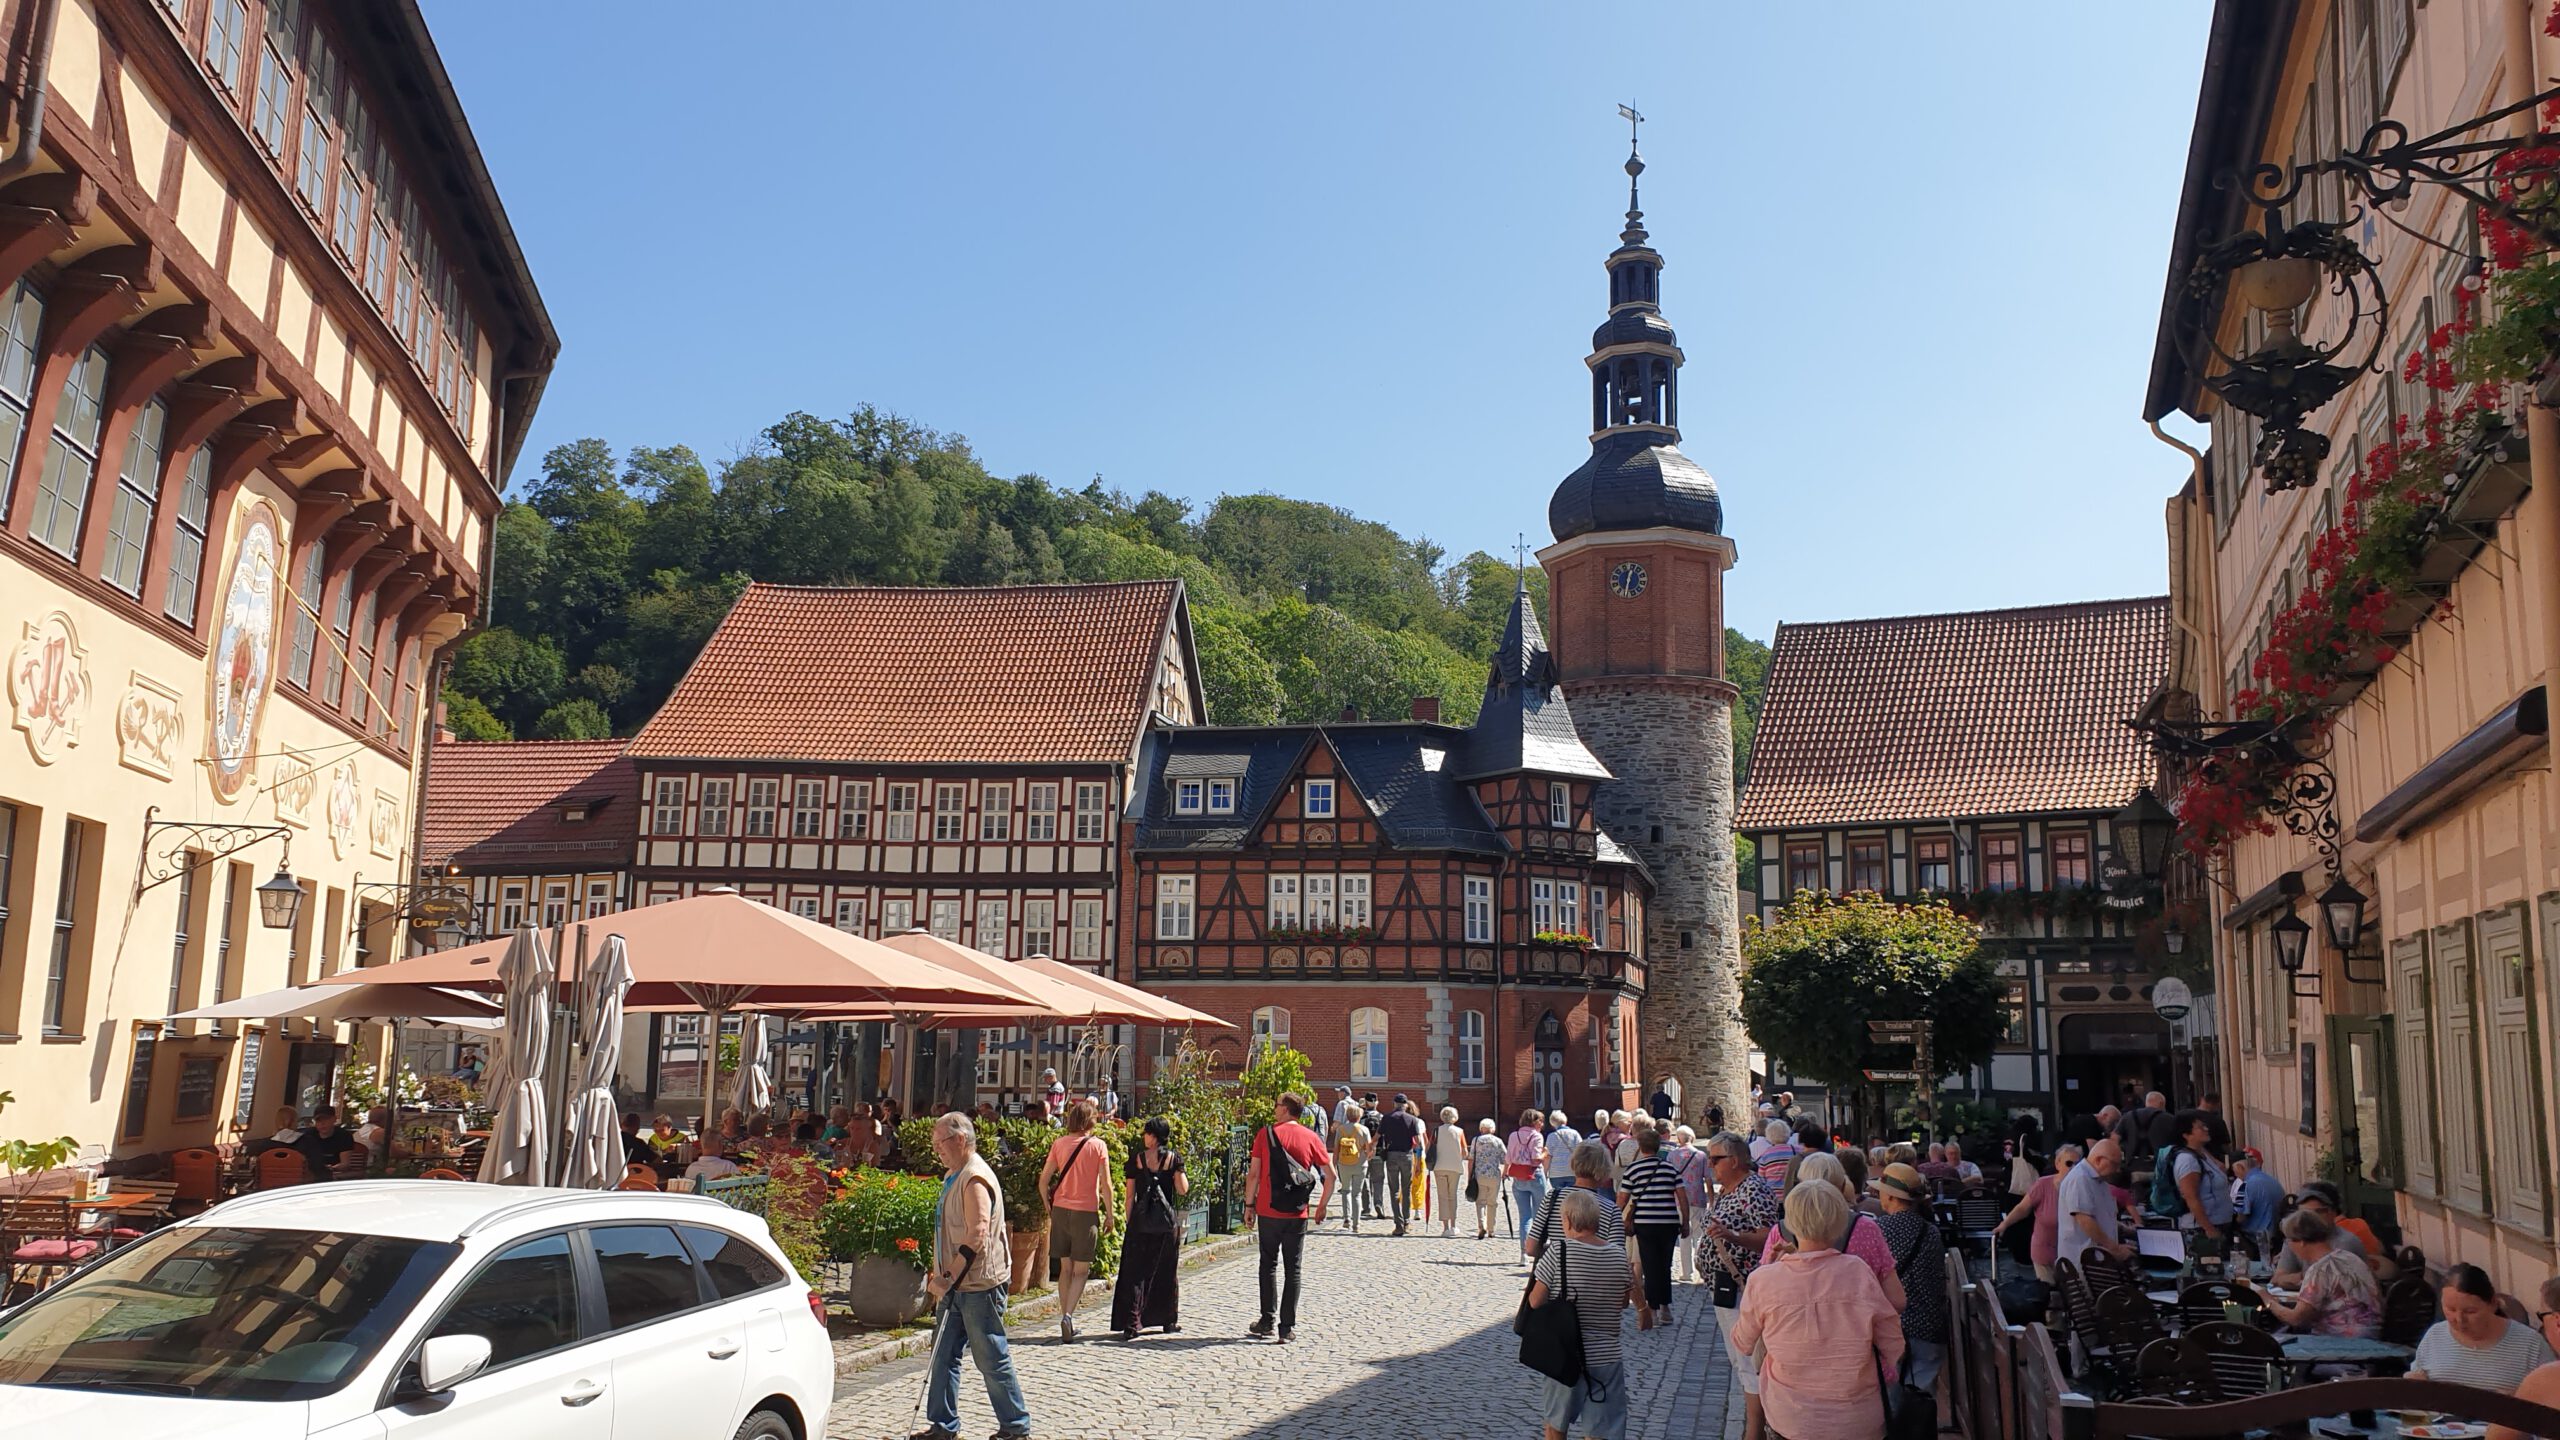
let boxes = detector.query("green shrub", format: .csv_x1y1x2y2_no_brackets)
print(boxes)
819,1167,938,1268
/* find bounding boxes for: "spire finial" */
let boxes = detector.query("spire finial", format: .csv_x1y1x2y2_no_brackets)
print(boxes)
1617,103,1648,246
1515,531,1529,594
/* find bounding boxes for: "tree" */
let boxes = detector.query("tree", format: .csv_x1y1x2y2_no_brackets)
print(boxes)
1726,626,1772,791
448,627,566,735
1739,891,2003,1134
533,698,613,739
441,689,510,741
1192,607,1283,724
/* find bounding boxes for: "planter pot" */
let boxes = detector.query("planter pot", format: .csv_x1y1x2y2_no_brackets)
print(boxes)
843,1254,929,1328
1007,1229,1048,1294
2376,588,2442,636
2447,448,2532,528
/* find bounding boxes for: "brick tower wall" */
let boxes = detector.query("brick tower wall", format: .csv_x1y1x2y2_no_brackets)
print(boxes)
1568,680,1749,1130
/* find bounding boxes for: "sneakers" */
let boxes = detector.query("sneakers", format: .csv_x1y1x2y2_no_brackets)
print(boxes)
1277,1326,1295,1343
906,1430,959,1440
1247,1317,1275,1339
991,1429,1034,1440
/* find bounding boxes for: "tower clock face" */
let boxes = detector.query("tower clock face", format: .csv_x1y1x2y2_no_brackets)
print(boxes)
1609,561,1648,598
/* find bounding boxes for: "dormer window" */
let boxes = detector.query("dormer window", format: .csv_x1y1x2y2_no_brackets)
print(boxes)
1175,779,1205,815
1206,778,1237,815
1304,779,1336,818
560,803,589,823
1549,782,1572,827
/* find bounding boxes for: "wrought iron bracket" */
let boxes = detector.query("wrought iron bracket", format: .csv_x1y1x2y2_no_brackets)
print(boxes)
137,806,291,895
352,872,481,932
2290,965,2325,1002
2275,83,2560,254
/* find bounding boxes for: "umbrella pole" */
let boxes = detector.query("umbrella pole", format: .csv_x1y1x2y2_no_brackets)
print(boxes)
701,1005,725,1141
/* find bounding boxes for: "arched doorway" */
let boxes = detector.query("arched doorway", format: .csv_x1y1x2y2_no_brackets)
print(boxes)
1532,1011,1565,1113
2055,1011,2171,1119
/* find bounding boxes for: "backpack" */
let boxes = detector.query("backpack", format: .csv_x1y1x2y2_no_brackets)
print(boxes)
1336,1130,1362,1169
2149,1150,2186,1218
1266,1126,1319,1212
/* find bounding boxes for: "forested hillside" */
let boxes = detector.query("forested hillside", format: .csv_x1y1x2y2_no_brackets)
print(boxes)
444,407,1771,775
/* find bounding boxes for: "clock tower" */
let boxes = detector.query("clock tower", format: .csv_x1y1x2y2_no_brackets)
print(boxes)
1537,132,1747,1128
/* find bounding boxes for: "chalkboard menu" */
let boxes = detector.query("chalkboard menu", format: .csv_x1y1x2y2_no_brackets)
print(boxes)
2299,1042,2318,1138
175,1054,222,1120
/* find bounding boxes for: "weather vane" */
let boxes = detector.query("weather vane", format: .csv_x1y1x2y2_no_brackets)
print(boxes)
1618,102,1644,147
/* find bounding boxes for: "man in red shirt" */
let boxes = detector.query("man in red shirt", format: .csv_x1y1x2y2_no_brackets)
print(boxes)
1246,1092,1336,1343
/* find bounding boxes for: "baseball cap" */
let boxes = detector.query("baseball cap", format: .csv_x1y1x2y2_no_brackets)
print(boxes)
1336,1084,1352,1094
2242,1147,2264,1164
1392,1092,1409,1104
1877,1163,1928,1201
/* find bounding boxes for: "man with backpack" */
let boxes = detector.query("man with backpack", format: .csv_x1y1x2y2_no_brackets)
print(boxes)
1246,1092,1336,1344
1333,1104,1372,1231
1373,1093,1426,1236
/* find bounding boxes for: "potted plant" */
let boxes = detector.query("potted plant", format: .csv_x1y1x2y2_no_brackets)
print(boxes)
819,1168,938,1326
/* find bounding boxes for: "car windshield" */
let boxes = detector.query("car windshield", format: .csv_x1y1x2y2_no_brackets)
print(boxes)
0,1225,458,1401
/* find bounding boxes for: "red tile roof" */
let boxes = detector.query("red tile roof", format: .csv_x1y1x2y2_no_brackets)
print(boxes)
1736,597,2171,831
625,580,1190,766
420,738,636,868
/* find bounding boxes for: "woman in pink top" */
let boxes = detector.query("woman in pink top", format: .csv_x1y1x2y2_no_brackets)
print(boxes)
1038,1099,1118,1342
1757,1151,1906,1312
1992,1143,2079,1282
1733,1180,1904,1440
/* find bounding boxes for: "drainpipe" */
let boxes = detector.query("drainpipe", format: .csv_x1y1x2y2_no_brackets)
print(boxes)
2148,421,2216,665
0,0,62,183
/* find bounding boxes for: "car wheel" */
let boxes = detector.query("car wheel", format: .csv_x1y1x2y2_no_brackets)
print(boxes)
731,1408,795,1440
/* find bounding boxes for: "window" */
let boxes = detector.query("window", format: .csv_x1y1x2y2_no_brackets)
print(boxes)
497,883,525,934
0,805,13,981
1350,1007,1388,1081
43,819,86,1035
1558,881,1580,934
1915,834,1953,893
2000,982,2029,1048
883,898,914,934
1206,778,1236,815
0,279,42,516
321,575,351,705
697,778,731,838
205,0,247,94
541,882,568,929
365,217,391,301
979,784,1012,841
1268,874,1300,928
1023,898,1054,957
1070,898,1101,960
886,784,918,842
1604,999,1625,1084
789,780,824,839
1339,874,1372,929
288,546,323,684
585,880,611,918
121,1023,159,1139
2429,920,2484,1208
1174,778,1204,815
2050,830,2092,889
677,1225,785,1300
431,1233,582,1370
211,863,237,1004
1464,876,1493,943
1250,1005,1290,1062
974,899,1007,956
932,784,966,842
1303,779,1336,818
333,159,365,256
31,344,110,559
347,591,376,725
1591,887,1609,949
165,865,195,1016
1783,842,1824,896
651,778,685,835
928,899,961,942
2390,933,2440,1197
1847,838,1886,894
1304,874,1336,927
789,897,818,921
1025,783,1057,842
742,779,777,838
252,40,290,153
103,398,169,596
1073,783,1108,841
1981,833,2023,892
1155,876,1194,941
838,781,872,840
295,101,331,213
1457,1010,1485,1085
1531,878,1555,930
1549,782,1571,828
833,897,865,934
232,1030,261,1125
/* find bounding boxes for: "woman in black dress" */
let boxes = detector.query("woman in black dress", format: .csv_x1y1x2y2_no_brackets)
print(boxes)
1112,1117,1190,1339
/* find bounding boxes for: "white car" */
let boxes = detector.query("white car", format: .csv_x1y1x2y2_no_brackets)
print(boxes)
0,1180,834,1439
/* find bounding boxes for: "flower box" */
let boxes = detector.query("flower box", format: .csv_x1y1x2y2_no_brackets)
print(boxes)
2445,423,2532,527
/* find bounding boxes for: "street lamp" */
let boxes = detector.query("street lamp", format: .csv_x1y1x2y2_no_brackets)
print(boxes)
255,865,305,930
2113,789,2179,883
2271,908,2313,975
2163,919,2187,956
2318,874,2369,953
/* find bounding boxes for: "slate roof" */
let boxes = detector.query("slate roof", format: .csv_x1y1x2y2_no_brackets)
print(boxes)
626,581,1191,766
1459,586,1612,781
1736,597,2172,831
1130,722,1509,855
420,739,635,868
1549,429,1723,541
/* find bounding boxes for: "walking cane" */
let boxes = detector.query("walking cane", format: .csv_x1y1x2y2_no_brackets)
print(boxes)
1502,1182,1515,1239
907,1291,951,1440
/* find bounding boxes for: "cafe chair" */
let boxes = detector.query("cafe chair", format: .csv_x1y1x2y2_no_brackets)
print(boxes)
616,1164,662,1192
2178,1280,2258,1332
2132,1336,2226,1403
417,1167,466,1181
169,1149,220,1214
2098,1285,2170,1361
2187,1320,2285,1399
2380,1275,2440,1346
2082,1245,2143,1297
254,1146,306,1190
1,1197,99,1303
1955,1186,2005,1260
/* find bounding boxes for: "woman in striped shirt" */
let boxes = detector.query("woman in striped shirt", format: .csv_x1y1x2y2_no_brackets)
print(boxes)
1528,1188,1633,1440
1616,1127,1691,1330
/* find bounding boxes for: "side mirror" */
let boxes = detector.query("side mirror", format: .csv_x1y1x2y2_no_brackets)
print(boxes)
414,1333,493,1394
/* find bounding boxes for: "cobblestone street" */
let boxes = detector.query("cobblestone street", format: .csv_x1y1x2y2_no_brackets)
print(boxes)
825,1223,1741,1439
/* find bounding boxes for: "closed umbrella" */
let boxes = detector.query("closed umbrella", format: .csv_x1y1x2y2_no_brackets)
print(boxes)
477,928,555,1186
731,1012,774,1119
559,937,633,1190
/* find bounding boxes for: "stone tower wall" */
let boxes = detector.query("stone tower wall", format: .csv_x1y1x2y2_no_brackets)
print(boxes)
1568,679,1748,1129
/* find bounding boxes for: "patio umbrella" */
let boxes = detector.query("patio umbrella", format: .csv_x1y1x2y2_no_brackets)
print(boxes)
731,1012,775,1118
1015,954,1235,1029
173,981,503,1028
477,928,555,1186
558,936,633,1190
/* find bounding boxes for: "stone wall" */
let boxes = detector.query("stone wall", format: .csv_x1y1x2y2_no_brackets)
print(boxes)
1568,679,1748,1129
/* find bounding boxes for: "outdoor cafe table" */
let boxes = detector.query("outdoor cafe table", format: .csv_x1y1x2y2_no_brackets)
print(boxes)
2281,1334,2418,1389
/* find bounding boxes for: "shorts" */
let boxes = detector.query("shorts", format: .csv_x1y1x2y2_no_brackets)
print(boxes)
1710,1295,1762,1395
1541,1360,1628,1440
1050,1207,1100,1263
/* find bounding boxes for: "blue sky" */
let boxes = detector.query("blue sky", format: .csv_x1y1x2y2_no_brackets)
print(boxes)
423,5,2211,644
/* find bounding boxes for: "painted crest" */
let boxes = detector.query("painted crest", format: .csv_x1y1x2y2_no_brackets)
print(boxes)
270,747,318,828
327,762,362,858
370,789,402,859
9,610,91,764
207,501,283,801
115,672,185,779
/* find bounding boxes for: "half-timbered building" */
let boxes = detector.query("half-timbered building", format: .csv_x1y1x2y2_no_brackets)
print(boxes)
1736,598,2179,1129
1125,587,1652,1119
619,579,1201,1110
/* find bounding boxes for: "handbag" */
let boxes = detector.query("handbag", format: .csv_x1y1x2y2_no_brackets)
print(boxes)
1466,1167,1481,1203
1514,1232,1586,1388
1516,1188,1565,1333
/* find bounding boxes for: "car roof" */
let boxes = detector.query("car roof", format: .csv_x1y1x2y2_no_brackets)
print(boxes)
188,1181,760,1243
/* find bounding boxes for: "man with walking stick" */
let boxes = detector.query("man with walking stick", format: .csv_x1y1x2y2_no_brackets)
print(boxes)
912,1112,1032,1440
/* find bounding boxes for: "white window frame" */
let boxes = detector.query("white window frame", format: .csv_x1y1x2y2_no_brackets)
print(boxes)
651,778,685,835
1206,778,1237,814
1073,782,1108,841
791,779,825,839
932,784,966,842
1025,783,1058,842
979,784,1012,841
744,778,778,838
886,784,918,842
1156,875,1195,941
928,898,962,941
1251,1005,1291,1062
1174,779,1204,815
1339,873,1372,928
1591,887,1608,948
498,883,526,934
1531,878,1555,931
1351,1007,1388,1082
1070,898,1103,960
585,880,612,918
974,898,1008,956
1303,779,1336,818
1549,781,1570,828
697,778,732,838
1463,877,1493,944
542,882,568,929
1023,897,1055,957
1559,881,1580,935
838,781,872,840
834,896,866,933
790,896,820,921
1305,874,1336,927
1268,875,1301,928
883,898,915,934
1457,1010,1485,1085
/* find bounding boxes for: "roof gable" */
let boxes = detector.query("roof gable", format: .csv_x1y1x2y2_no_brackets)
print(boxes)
1460,585,1611,780
1131,722,1504,854
421,739,635,867
1736,597,2171,831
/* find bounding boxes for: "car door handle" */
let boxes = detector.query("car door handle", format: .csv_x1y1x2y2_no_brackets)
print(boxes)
708,1338,741,1359
561,1380,606,1407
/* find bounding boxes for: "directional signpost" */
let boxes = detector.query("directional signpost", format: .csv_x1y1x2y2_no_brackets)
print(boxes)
1861,1069,1923,1083
1866,1019,1935,1139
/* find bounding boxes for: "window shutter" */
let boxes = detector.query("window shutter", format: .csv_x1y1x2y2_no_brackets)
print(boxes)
2377,0,2410,107
2390,933,2438,1198
2488,903,2551,1232
2432,920,2488,1212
